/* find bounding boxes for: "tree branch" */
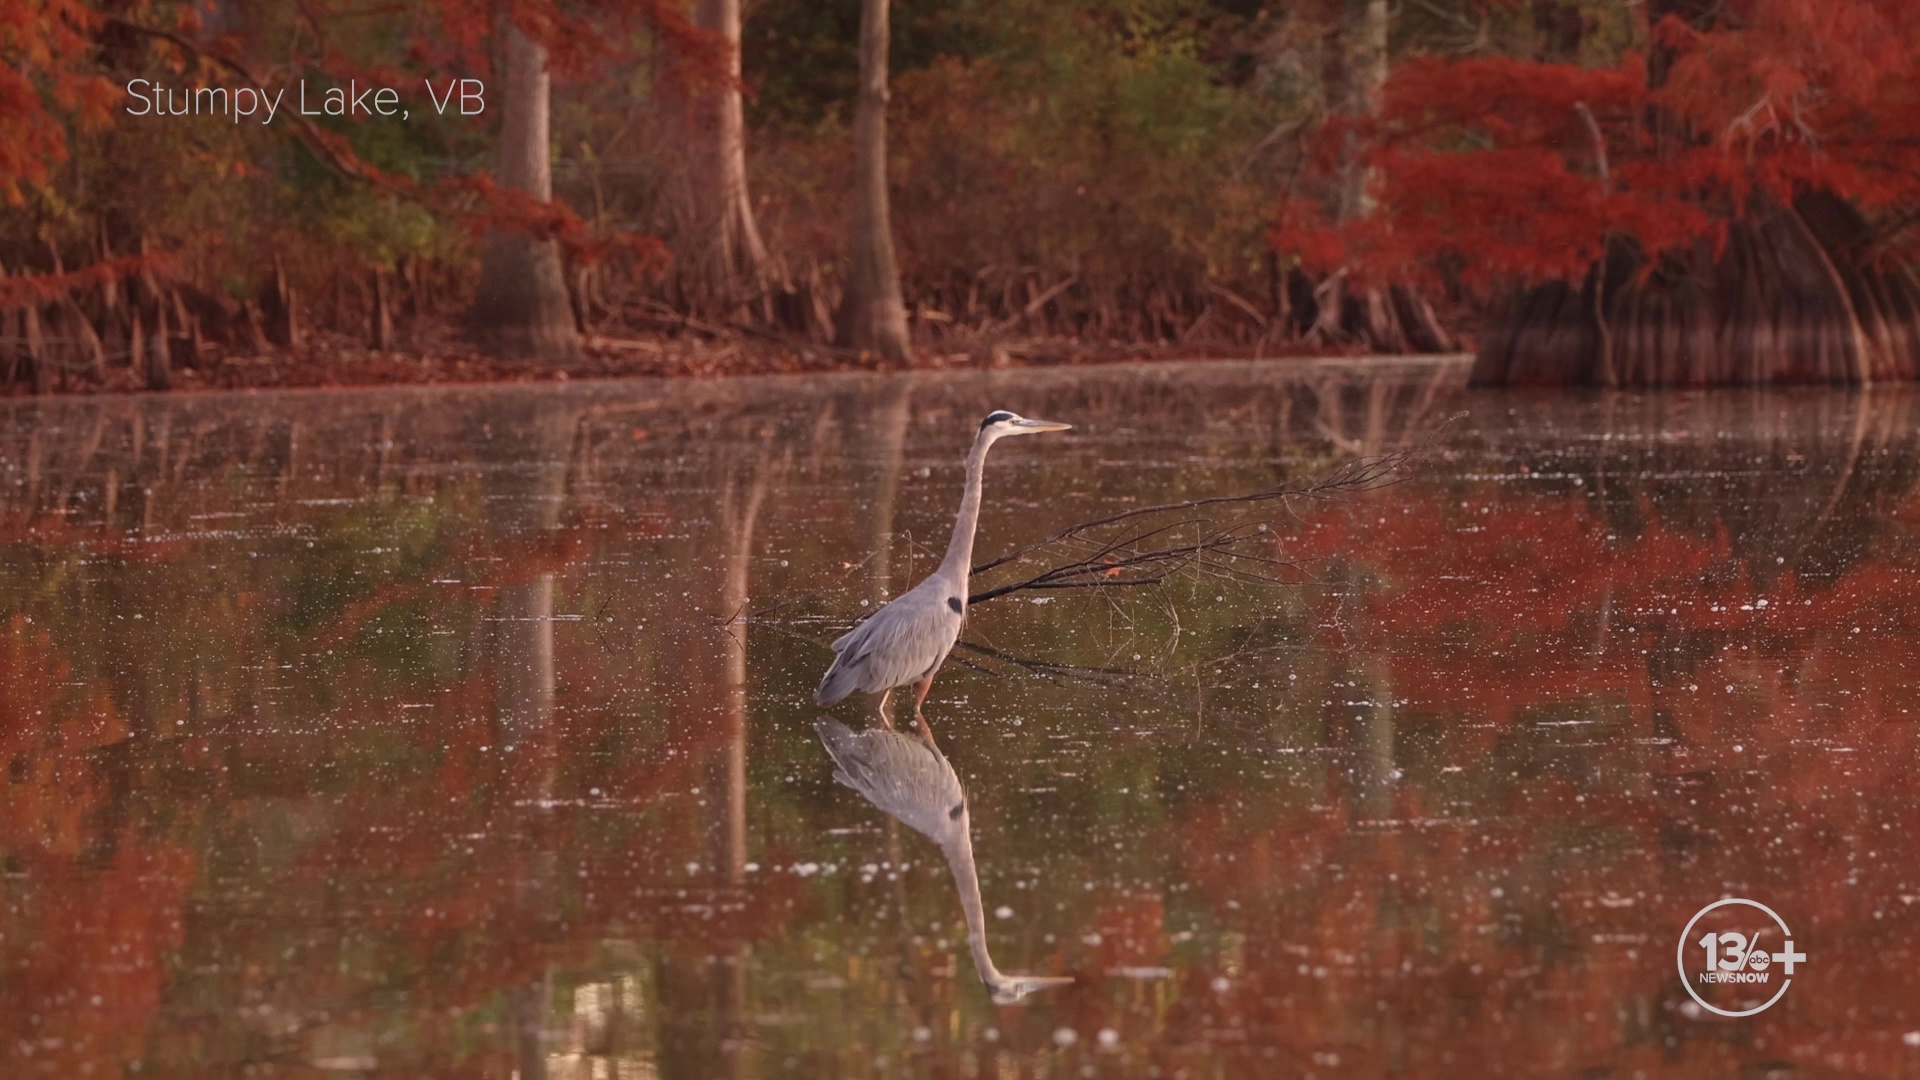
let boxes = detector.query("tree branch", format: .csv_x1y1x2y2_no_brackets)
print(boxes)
965,419,1456,606
1575,101,1610,196
973,445,1413,577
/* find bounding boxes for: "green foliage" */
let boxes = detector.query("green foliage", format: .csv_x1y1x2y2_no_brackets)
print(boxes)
740,0,1301,316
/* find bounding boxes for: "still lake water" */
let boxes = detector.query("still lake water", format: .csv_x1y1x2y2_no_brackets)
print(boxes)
2,358,1918,1078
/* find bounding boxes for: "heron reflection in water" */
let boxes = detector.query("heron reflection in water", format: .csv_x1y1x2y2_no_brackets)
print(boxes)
816,410,1071,732
816,719,1073,1003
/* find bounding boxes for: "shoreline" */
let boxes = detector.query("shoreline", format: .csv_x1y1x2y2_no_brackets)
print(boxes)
3,330,1464,398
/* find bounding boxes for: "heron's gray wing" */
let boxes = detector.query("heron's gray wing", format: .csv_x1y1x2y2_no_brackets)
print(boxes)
816,583,964,703
814,720,963,843
851,590,961,687
815,719,881,788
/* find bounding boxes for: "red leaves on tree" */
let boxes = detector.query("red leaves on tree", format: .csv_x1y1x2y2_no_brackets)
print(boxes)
1275,1,1920,289
0,0,119,204
1269,203,1346,277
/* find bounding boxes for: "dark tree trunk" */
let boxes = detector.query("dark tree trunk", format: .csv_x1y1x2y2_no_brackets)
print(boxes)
370,267,394,351
127,305,145,380
467,26,580,361
834,0,911,362
146,295,172,391
170,290,200,370
261,252,301,349
23,302,50,393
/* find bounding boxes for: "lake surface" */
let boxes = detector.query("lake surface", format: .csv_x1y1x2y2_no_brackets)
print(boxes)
2,359,1918,1078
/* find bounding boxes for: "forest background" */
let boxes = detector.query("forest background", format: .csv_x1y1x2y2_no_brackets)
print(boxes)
5,0,1919,391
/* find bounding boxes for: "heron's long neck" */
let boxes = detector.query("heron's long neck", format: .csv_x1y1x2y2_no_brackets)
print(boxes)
941,833,1006,988
937,433,993,583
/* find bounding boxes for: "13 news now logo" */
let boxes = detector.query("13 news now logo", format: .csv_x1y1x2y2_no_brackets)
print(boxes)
1676,897,1806,1017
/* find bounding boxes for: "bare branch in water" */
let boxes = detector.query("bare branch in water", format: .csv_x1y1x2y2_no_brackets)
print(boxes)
967,522,1259,604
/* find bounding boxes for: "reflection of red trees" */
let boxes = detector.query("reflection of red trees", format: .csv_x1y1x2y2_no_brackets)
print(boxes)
3,483,800,1074
0,510,189,563
1086,893,1168,975
1113,491,1920,1076
3,847,197,1079
1,616,198,1079
10,393,1918,1076
1,615,127,852
150,586,802,1071
1289,493,1920,732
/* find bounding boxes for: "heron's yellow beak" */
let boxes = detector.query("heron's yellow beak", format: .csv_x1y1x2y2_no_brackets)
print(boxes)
1011,418,1072,433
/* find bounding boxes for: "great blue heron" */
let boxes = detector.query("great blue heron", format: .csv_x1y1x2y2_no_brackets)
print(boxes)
815,719,1074,1003
815,410,1071,731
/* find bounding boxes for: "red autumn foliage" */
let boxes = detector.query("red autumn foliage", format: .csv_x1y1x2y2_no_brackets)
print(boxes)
1274,0,1920,291
0,1,715,301
0,615,200,1077
0,1,115,203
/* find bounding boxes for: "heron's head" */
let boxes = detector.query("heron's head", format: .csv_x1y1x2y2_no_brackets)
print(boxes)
979,410,1072,438
987,974,1076,1004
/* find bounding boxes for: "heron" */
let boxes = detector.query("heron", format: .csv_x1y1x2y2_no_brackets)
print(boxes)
815,410,1071,731
815,719,1075,1002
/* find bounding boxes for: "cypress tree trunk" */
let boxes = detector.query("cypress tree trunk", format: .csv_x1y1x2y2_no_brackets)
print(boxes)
468,26,580,361
145,294,172,391
261,252,301,349
370,267,394,351
696,0,772,309
1472,193,1920,386
1301,0,1455,354
835,0,911,361
1335,0,1388,224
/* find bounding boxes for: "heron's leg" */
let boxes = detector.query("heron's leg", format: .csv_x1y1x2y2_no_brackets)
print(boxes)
911,669,940,741
875,687,894,729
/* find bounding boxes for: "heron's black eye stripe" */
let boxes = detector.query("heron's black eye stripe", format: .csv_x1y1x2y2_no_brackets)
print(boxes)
979,410,1014,430
947,596,963,613
949,802,964,820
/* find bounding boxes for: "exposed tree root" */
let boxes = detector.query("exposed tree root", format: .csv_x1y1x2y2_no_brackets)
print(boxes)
1475,194,1920,387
